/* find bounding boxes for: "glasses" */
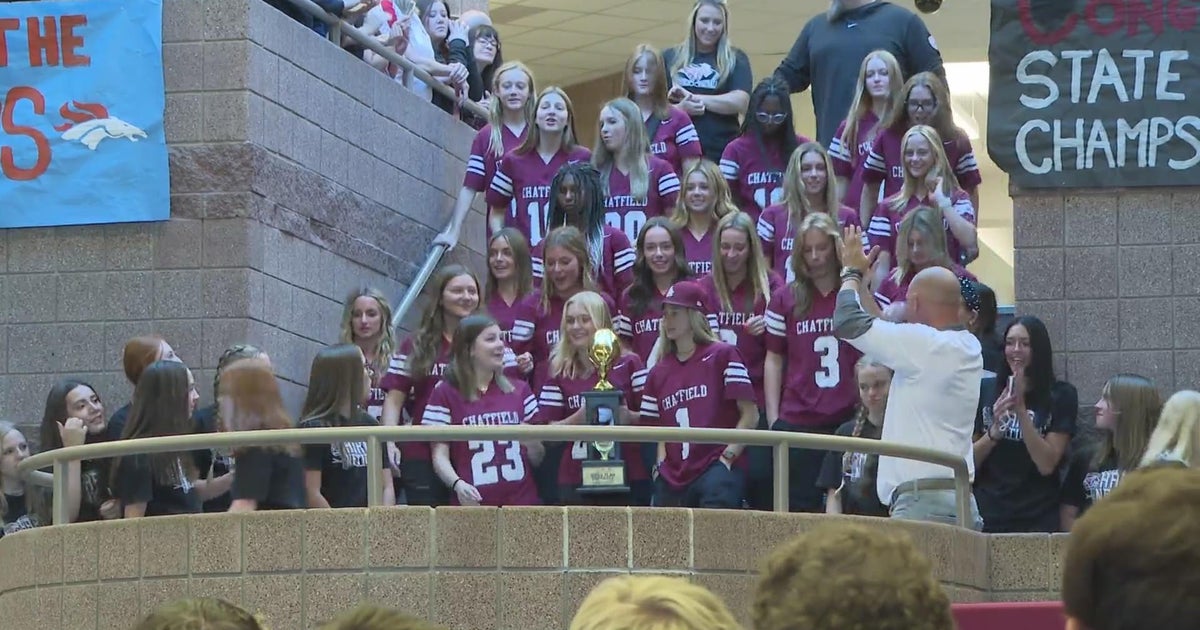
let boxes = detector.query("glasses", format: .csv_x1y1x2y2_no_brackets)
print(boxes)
756,112,786,124
477,36,498,49
907,98,938,112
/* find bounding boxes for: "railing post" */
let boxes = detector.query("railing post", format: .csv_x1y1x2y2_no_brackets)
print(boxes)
367,436,384,507
954,467,973,529
52,459,70,525
772,442,789,513
327,21,341,45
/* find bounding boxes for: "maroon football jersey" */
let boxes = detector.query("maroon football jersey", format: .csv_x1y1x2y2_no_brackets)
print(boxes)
531,226,635,300
697,271,784,408
513,289,617,390
680,225,715,277
487,146,592,247
615,285,721,363
756,204,863,282
828,112,880,213
648,106,704,175
463,123,526,192
875,264,976,307
720,133,812,223
639,341,756,488
869,190,976,264
602,155,681,244
379,336,451,462
764,285,862,428
486,291,534,348
537,353,649,486
422,380,541,506
862,126,983,202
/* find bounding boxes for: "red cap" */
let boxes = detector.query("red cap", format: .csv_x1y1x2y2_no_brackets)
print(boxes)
662,280,706,311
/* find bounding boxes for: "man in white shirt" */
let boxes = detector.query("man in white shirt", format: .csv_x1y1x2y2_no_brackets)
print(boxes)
831,226,983,529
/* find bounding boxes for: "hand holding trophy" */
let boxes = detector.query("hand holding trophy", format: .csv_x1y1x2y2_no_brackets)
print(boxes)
579,328,630,495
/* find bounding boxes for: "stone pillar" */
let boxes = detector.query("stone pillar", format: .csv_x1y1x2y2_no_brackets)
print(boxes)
0,0,487,445
1011,187,1196,406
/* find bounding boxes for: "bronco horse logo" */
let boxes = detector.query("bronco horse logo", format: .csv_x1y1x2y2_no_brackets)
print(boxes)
55,101,148,150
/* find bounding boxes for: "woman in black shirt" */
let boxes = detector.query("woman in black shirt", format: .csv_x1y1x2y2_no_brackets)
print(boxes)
219,358,305,512
192,344,269,512
1,422,39,536
817,359,892,517
300,344,395,509
38,378,116,524
1061,374,1161,530
972,316,1077,533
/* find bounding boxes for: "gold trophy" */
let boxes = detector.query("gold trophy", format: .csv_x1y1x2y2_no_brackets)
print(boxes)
579,328,630,494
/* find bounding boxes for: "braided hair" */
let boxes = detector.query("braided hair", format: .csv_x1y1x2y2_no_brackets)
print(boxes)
741,76,799,170
213,344,265,432
840,358,892,507
546,161,606,272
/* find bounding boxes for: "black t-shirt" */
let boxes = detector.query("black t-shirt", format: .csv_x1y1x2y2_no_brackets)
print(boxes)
816,420,889,517
231,448,306,511
300,412,385,509
980,334,1004,377
192,404,234,513
1061,447,1121,516
973,378,1078,530
2,493,39,538
106,403,131,441
113,455,201,517
662,46,753,163
76,431,115,523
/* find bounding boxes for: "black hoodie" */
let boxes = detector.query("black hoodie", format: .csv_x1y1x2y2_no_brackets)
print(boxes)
774,1,945,146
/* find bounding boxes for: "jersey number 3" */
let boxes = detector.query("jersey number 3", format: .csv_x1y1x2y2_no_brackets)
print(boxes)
813,335,840,389
469,440,525,485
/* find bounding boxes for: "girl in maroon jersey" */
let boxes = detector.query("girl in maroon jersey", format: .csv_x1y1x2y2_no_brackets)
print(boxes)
617,217,705,365
340,287,395,422
640,279,758,508
860,72,982,225
623,44,704,176
380,264,481,506
758,142,862,282
425,314,544,507
488,86,590,247
538,291,651,506
593,97,682,245
486,228,536,374
763,213,865,512
874,207,976,320
828,50,904,224
670,159,736,277
437,61,535,248
869,125,978,278
720,77,812,223
535,162,636,300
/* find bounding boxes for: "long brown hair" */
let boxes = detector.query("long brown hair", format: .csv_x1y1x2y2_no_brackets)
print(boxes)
219,358,297,456
779,143,841,226
882,71,960,143
300,344,367,427
39,378,103,453
710,212,771,313
486,228,534,302
628,217,690,317
891,206,952,284
838,50,903,157
111,361,197,486
443,314,513,401
787,212,842,318
539,226,598,312
515,86,580,156
123,335,165,385
623,44,670,119
407,264,481,383
1097,374,1163,470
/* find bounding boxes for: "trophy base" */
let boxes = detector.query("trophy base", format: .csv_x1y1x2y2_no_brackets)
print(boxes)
577,459,630,494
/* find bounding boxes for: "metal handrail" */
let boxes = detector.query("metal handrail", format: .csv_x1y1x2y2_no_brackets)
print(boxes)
18,425,973,528
283,0,489,120
390,243,447,331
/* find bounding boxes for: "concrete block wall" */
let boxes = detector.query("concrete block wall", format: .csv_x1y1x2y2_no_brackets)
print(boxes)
1012,187,1200,408
0,0,489,442
0,507,1067,630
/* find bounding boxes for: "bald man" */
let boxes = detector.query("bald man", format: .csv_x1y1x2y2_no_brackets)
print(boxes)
832,227,983,529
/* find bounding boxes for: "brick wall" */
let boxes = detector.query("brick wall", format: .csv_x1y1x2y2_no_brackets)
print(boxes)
0,507,1068,630
0,0,489,445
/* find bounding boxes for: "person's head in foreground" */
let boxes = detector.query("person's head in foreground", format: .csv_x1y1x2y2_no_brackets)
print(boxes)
135,598,265,630
752,523,953,630
1062,466,1200,630
318,604,443,630
569,575,742,630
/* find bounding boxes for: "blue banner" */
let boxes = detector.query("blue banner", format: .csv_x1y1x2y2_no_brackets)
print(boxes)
0,0,167,228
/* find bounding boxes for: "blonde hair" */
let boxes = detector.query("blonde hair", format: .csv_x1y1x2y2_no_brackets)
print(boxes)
842,358,893,475
486,61,536,159
669,0,737,86
549,291,617,380
135,598,268,630
710,212,771,313
670,159,736,227
1140,390,1200,468
779,142,841,228
0,421,26,520
593,97,653,203
570,575,742,630
318,605,442,630
838,50,903,156
339,286,395,376
515,86,580,156
885,125,961,213
891,206,952,284
1097,374,1162,471
623,44,670,119
539,226,599,312
656,308,719,363
787,212,842,318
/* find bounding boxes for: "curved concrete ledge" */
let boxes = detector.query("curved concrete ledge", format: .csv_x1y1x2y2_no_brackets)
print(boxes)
0,507,1068,629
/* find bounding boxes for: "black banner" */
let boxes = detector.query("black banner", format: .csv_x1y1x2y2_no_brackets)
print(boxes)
988,0,1200,188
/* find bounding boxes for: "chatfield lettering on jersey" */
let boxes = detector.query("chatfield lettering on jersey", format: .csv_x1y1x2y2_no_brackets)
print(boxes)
661,384,709,410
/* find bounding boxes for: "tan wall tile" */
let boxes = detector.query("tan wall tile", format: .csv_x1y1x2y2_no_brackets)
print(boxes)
631,508,690,570
566,508,628,569
1048,533,1070,592
141,516,191,578
500,507,565,569
499,572,564,630
989,534,1053,592
244,574,303,629
368,507,433,569
950,527,991,589
62,522,101,584
366,573,433,620
692,510,754,572
244,510,304,572
98,520,140,580
30,528,64,585
190,576,244,604
432,572,499,630
190,513,243,574
434,507,499,569
562,571,628,622
97,581,140,630
3,589,37,630
35,585,63,628
303,572,367,628
989,589,1056,603
943,584,988,603
693,573,756,627
62,583,99,630
303,509,368,571
140,578,190,616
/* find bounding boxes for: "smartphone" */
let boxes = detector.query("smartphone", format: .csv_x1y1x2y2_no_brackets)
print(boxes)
1007,375,1014,392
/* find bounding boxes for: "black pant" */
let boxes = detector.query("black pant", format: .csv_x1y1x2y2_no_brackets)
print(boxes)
534,442,568,505
402,459,448,507
980,506,1061,533
745,410,775,510
654,461,744,509
771,420,839,513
